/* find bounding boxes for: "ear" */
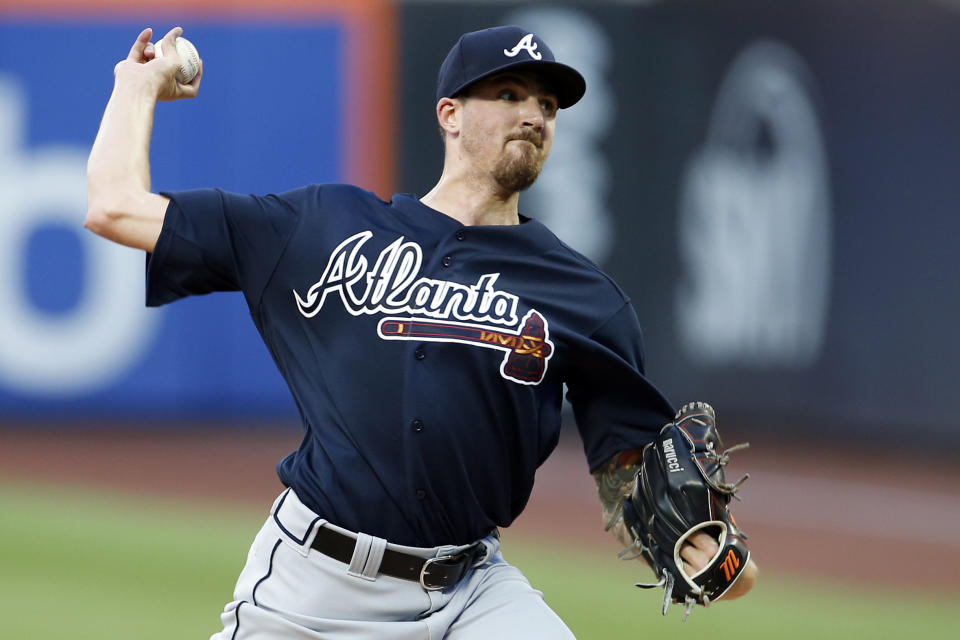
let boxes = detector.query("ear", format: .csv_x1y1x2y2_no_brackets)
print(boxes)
436,97,462,137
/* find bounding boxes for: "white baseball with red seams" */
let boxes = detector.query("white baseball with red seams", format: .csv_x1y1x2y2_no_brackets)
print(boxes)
154,36,200,84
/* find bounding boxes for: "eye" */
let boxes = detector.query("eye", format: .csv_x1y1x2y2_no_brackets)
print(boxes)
498,89,517,101
539,98,557,115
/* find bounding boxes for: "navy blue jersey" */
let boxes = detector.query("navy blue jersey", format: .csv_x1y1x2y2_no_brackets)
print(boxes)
146,185,674,546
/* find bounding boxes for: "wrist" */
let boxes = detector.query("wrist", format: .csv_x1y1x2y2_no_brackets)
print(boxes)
718,558,758,601
112,63,164,102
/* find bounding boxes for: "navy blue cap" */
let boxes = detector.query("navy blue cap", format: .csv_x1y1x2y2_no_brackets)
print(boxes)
436,26,586,109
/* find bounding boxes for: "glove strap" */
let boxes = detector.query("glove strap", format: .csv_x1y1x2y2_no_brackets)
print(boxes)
696,538,750,600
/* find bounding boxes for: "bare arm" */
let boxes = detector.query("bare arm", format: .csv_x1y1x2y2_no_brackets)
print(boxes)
592,449,758,601
592,449,643,548
85,26,202,252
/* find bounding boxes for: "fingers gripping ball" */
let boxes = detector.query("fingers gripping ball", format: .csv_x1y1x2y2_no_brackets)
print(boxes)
621,402,751,620
154,36,200,84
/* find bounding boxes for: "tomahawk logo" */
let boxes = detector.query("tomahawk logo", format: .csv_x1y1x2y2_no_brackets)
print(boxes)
503,34,542,60
293,232,554,385
379,311,552,385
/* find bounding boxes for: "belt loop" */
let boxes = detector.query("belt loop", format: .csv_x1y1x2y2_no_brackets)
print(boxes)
347,533,374,580
361,537,387,580
474,534,499,568
435,544,459,558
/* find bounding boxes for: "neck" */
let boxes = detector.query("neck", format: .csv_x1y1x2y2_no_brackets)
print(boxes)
420,168,521,227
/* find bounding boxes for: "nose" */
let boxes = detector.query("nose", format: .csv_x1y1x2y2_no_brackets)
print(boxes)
520,96,545,131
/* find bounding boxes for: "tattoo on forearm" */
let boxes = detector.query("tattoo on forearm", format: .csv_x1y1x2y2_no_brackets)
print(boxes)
592,449,644,538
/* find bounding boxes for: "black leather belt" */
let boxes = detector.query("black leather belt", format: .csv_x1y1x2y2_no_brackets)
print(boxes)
311,525,490,591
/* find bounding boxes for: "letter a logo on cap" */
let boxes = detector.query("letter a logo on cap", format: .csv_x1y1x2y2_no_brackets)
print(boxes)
503,33,542,60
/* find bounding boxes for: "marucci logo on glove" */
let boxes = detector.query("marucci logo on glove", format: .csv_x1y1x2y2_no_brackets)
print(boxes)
293,231,554,385
662,438,684,473
719,549,741,582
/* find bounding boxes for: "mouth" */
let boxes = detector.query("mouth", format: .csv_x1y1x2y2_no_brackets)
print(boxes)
507,136,542,150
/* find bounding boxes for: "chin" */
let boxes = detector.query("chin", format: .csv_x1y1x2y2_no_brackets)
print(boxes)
498,163,542,192
491,145,545,192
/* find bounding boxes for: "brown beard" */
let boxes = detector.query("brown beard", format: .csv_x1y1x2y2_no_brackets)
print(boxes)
493,136,545,193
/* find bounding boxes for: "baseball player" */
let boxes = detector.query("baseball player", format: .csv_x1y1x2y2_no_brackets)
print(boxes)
86,25,757,639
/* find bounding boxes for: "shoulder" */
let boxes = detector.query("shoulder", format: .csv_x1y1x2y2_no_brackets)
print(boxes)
541,229,631,307
274,183,386,209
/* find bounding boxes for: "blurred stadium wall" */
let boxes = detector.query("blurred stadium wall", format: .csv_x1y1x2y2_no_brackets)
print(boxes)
1,0,958,447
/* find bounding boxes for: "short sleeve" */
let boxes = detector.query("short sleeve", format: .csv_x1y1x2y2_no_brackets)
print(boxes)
145,187,303,308
565,302,675,472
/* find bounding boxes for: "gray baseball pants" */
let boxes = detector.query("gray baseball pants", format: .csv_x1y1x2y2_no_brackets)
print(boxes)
210,488,576,639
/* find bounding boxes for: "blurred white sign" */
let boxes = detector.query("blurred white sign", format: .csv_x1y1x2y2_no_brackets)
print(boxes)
676,41,832,368
0,76,159,395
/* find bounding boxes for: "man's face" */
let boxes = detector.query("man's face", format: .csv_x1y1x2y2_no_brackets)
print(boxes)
457,72,559,194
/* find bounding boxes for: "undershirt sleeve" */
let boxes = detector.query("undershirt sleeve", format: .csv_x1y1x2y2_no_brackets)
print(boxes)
565,301,676,472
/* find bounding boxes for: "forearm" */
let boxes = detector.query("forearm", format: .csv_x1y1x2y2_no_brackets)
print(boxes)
85,27,195,252
89,80,156,201
86,79,168,251
719,558,758,600
592,449,644,548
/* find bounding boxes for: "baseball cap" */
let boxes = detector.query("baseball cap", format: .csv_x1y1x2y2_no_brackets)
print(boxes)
436,26,586,109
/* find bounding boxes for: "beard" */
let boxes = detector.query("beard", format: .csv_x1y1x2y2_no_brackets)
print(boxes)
493,139,545,193
462,125,547,194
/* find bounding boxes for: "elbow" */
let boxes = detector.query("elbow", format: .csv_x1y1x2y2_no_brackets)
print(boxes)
85,174,114,237
83,205,109,237
85,180,131,240
84,198,121,239
83,186,164,253
85,164,134,239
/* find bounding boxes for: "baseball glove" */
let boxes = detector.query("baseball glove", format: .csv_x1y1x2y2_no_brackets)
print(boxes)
620,402,750,620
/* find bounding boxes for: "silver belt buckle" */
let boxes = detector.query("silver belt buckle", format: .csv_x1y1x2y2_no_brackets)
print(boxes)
419,554,455,591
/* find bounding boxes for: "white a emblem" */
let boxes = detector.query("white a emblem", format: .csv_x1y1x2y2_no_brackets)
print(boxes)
503,34,542,60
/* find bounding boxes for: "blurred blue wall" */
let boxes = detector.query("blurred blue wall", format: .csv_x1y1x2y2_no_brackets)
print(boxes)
2,1,958,443
0,16,348,417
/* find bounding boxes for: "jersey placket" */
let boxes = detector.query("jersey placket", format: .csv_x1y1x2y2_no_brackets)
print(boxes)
399,229,465,534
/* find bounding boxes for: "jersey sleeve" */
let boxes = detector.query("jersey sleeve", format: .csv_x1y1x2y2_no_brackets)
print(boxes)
565,301,675,473
145,187,305,308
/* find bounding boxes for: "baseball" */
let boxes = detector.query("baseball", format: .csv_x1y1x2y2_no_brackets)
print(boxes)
154,36,200,84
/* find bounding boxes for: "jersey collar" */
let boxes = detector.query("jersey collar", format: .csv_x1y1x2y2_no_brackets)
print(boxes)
390,193,561,256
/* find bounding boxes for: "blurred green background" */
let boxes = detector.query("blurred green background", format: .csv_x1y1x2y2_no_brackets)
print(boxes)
2,481,954,640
